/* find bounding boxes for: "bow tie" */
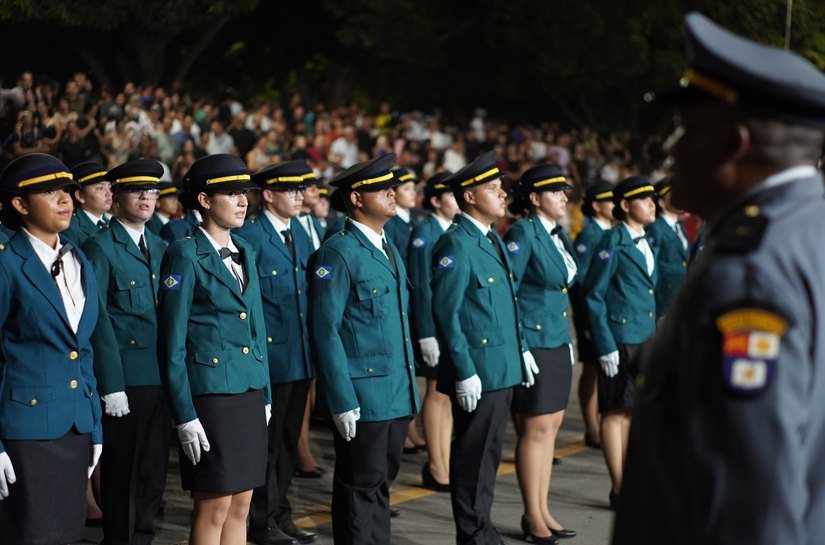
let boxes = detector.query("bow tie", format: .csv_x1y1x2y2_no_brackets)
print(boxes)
633,236,647,245
550,225,563,236
219,247,241,264
50,242,74,278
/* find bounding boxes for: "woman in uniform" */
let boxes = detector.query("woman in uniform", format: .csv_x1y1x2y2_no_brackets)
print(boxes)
157,154,271,545
0,153,103,545
646,179,689,316
407,171,456,490
583,176,657,508
571,182,614,448
504,164,578,543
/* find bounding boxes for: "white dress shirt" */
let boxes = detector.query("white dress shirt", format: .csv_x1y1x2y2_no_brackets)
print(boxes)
350,219,390,260
623,223,655,276
23,228,86,332
662,214,688,251
116,218,146,250
264,210,291,245
82,209,105,226
433,214,452,232
298,213,321,250
198,226,247,291
537,215,578,284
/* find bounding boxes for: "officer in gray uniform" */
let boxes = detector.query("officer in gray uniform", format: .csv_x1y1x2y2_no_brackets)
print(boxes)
613,13,825,545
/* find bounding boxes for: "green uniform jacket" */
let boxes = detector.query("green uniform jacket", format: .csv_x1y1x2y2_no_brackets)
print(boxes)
322,214,346,243
145,213,167,237
63,209,103,247
307,221,419,421
431,215,527,394
646,216,688,316
83,220,166,394
573,217,608,281
584,226,659,356
505,215,576,349
157,228,271,424
385,214,414,266
408,214,450,341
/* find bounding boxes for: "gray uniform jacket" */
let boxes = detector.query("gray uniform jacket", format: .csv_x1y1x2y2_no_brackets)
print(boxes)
613,174,825,545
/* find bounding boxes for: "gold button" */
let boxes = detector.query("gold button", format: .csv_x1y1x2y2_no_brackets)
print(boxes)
212,357,219,364
682,261,687,267
744,205,760,217
69,380,78,389
271,270,277,276
562,287,568,294
297,289,301,295
535,324,542,330
649,312,654,318
0,243,5,250
622,319,627,324
130,280,136,286
487,277,494,283
648,289,654,295
151,273,156,280
69,351,78,360
562,311,568,317
242,346,250,354
267,337,272,343
294,267,299,272
372,288,378,294
481,338,488,345
367,367,374,373
29,399,37,406
239,312,247,320
128,339,136,345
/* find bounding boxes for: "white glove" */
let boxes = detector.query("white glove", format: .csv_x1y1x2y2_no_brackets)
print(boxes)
522,351,539,387
569,343,575,367
455,374,482,412
333,408,361,441
0,452,16,500
177,418,210,465
265,404,272,426
88,444,102,478
102,391,130,417
599,351,620,378
418,337,441,367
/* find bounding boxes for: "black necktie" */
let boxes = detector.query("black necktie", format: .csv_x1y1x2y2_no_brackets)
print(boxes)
50,242,74,279
219,247,242,264
382,239,397,275
281,229,295,261
138,234,150,262
486,230,504,262
97,219,107,229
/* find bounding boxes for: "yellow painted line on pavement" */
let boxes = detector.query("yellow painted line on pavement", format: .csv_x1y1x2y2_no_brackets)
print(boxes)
294,434,592,529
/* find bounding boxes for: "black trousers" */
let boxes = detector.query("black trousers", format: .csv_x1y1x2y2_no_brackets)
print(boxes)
250,379,310,531
450,387,513,545
331,417,409,545
101,385,171,545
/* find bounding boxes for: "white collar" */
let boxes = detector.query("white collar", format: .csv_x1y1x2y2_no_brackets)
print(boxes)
661,214,678,228
395,207,411,223
536,214,558,235
82,209,104,225
433,213,452,232
594,217,612,230
623,222,645,239
192,209,203,223
22,227,60,263
264,210,291,234
462,212,491,236
155,211,170,225
114,218,145,247
744,165,819,198
349,219,386,251
198,226,238,253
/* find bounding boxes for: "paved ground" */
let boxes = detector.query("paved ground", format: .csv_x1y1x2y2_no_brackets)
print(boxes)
80,365,616,545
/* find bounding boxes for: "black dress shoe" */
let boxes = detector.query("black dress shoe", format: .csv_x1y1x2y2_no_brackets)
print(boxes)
421,463,450,492
520,516,560,544
85,517,103,528
553,457,561,466
609,489,619,510
280,520,318,544
293,466,326,479
390,507,400,518
403,444,425,454
549,527,577,539
584,435,601,449
248,526,298,545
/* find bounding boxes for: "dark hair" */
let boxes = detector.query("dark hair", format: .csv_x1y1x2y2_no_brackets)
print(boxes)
178,189,216,212
0,195,21,230
612,202,626,222
330,190,347,213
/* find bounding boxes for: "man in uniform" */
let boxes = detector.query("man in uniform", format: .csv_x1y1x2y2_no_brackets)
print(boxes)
307,153,419,545
83,159,169,545
240,160,318,545
613,13,825,545
430,151,535,545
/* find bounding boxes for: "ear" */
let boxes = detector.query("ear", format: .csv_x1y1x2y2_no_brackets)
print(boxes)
463,188,476,206
529,191,541,208
620,199,631,214
728,121,751,164
429,195,440,210
261,189,275,204
74,189,85,204
196,192,211,210
349,191,362,209
10,196,28,216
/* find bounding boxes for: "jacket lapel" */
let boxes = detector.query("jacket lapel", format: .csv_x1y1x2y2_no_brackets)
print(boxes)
194,229,245,303
259,214,293,263
618,226,653,281
15,235,72,329
110,220,149,267
74,244,99,339
345,221,396,276
457,215,506,269
530,215,568,280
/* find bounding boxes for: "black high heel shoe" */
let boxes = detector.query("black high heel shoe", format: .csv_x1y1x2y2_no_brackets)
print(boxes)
520,516,560,544
421,463,450,492
549,526,577,539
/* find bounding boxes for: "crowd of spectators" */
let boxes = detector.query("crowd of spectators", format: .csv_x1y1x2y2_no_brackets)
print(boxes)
0,70,671,204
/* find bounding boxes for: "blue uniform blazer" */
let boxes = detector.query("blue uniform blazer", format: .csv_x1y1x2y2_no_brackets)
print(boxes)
307,220,419,421
408,214,450,341
62,209,103,247
236,215,314,385
159,210,199,246
157,228,271,425
0,233,102,452
505,214,576,349
385,214,414,267
584,225,659,356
